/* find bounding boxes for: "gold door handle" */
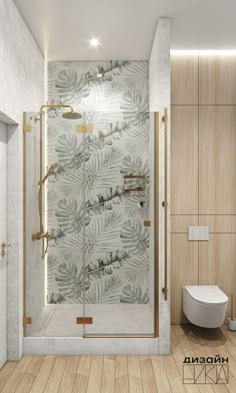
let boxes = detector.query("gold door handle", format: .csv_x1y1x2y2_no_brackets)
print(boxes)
162,108,168,301
1,242,11,258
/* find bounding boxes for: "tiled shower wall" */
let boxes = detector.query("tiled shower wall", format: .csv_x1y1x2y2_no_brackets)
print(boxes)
46,61,151,304
0,0,44,360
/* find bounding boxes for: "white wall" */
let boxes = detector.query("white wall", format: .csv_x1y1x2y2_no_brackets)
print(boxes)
0,0,44,360
0,0,44,122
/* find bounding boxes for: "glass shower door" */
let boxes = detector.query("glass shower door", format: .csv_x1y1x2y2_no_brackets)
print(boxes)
82,111,155,336
24,111,84,337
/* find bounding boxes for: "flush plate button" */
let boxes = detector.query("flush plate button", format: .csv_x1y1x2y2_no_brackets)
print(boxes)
188,226,209,241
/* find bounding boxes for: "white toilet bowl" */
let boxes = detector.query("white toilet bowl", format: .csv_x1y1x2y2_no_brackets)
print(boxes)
183,286,228,328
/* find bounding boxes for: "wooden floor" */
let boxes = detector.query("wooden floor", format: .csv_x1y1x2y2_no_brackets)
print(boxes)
1,325,236,393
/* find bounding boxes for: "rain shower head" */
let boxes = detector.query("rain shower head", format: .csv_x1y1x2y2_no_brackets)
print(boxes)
62,111,82,120
30,104,82,121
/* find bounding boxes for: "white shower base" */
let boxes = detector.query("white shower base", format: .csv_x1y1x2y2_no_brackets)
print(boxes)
27,304,154,337
23,303,160,355
23,336,159,355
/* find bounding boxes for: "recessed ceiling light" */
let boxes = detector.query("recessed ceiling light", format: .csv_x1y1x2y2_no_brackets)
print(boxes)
89,38,100,48
97,73,103,78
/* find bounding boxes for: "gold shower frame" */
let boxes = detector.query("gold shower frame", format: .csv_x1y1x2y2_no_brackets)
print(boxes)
22,110,161,338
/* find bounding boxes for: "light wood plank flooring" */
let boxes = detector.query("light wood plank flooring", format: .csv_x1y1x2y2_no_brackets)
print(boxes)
1,325,236,393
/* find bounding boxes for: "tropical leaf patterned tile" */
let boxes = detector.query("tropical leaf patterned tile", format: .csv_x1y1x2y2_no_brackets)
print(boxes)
46,60,150,304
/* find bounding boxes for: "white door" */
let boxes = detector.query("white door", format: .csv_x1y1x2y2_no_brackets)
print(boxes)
0,121,7,369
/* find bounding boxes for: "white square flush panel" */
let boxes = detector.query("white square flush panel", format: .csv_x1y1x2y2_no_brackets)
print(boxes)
188,226,209,241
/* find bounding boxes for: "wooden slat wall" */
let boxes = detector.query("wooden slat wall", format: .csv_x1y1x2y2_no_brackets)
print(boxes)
171,106,198,215
171,53,236,324
171,54,198,105
199,106,236,214
199,55,236,105
171,235,198,324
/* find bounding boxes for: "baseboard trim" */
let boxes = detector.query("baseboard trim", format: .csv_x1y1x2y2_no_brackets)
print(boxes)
23,337,160,355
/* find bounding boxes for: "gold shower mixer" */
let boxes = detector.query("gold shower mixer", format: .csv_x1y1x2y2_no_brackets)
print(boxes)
32,231,54,259
32,231,53,241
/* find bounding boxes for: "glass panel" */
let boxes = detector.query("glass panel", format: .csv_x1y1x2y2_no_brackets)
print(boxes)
83,111,155,336
25,111,84,337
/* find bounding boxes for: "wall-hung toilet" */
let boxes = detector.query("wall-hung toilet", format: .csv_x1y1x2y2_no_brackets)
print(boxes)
183,286,228,328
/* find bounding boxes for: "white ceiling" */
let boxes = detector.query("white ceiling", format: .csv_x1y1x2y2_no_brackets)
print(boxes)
14,0,236,60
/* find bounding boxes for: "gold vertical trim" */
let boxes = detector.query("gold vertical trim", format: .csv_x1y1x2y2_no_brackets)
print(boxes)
39,112,43,234
23,113,27,336
155,112,159,337
39,112,45,257
162,108,168,301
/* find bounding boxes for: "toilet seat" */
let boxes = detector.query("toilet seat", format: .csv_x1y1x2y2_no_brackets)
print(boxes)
185,285,228,305
183,285,228,328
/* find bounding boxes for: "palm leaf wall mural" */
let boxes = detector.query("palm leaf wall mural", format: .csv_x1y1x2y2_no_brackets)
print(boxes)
85,210,124,261
84,61,130,86
56,146,122,198
47,293,65,304
47,292,65,304
56,198,90,234
84,147,122,196
124,191,149,220
48,229,65,248
47,189,59,216
55,69,91,104
86,121,129,151
125,125,149,156
47,125,59,160
55,262,90,299
57,232,84,264
55,133,91,169
56,210,123,266
47,60,150,304
48,164,65,183
124,254,149,284
56,167,84,198
47,61,58,92
85,250,129,279
86,186,125,215
78,88,123,114
85,276,122,304
47,254,60,294
118,61,149,90
121,91,149,126
120,282,149,304
120,219,149,255
124,124,149,156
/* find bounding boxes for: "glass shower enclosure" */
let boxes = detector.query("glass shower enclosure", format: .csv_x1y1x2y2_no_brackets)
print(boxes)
23,108,158,338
